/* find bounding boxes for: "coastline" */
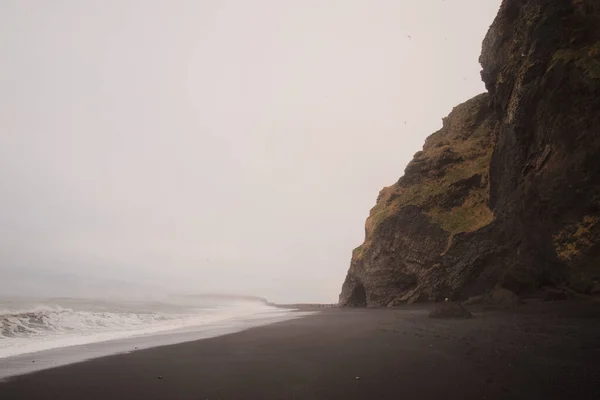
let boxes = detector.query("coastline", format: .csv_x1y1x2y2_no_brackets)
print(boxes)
1,302,599,399
0,307,313,381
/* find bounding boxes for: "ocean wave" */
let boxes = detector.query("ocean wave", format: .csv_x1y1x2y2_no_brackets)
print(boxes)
0,306,173,340
0,299,291,358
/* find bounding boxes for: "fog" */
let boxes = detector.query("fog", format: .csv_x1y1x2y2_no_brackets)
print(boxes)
1,0,501,303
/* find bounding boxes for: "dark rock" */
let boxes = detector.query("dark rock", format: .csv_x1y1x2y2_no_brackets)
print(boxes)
542,287,569,302
488,287,521,307
428,303,473,319
340,0,600,307
340,93,498,307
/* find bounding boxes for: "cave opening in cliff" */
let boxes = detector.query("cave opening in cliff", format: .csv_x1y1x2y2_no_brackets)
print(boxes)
348,283,367,307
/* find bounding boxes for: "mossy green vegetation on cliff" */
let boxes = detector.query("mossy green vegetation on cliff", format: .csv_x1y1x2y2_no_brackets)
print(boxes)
354,94,496,261
554,215,600,262
551,42,600,80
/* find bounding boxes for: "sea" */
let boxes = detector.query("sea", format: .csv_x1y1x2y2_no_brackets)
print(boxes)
0,295,310,379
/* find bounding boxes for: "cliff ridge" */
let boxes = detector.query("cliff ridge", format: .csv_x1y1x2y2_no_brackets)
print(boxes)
340,0,600,307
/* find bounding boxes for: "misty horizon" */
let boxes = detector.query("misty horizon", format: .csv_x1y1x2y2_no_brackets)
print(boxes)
1,0,501,303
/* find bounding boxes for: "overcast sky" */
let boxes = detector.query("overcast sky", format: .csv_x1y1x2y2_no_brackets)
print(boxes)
0,0,501,303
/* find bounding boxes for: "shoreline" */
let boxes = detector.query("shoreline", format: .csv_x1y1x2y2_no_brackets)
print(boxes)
0,308,314,381
1,302,599,399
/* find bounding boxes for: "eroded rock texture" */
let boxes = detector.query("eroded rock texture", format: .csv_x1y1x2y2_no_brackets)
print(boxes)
340,0,600,307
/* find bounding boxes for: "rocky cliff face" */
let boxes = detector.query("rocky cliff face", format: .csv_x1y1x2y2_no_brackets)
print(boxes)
340,0,600,307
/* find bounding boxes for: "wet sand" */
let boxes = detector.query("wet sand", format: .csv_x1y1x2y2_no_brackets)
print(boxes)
1,302,599,400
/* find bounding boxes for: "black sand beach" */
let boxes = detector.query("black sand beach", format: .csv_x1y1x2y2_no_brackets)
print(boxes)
1,302,600,400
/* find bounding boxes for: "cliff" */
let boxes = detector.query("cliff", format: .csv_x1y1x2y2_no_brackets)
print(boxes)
340,0,600,307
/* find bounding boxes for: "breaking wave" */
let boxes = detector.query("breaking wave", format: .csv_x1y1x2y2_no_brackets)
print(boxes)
1,306,175,339
0,297,292,358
